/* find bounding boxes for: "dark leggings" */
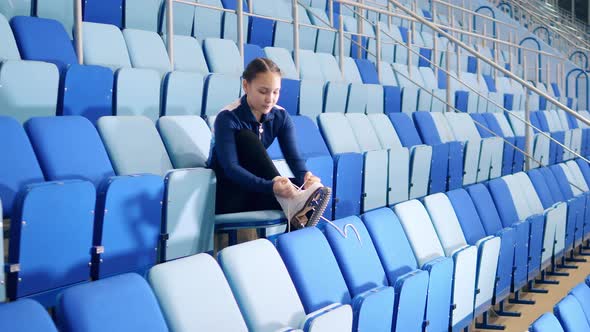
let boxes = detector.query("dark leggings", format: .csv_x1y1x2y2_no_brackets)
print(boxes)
215,129,282,214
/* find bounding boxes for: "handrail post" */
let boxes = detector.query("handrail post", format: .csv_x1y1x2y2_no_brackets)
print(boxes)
433,32,438,80
329,0,334,27
237,0,244,67
74,0,83,65
357,1,363,59
524,59,533,170
446,47,452,112
339,13,345,73
293,0,300,72
166,0,175,69
376,21,382,83
407,30,412,73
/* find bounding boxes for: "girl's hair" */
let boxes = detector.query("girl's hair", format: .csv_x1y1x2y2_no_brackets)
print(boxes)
242,58,282,82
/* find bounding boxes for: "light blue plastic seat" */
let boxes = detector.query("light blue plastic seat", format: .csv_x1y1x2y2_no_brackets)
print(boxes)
82,22,131,71
219,239,353,331
125,0,162,32
123,29,171,77
7,179,95,306
0,60,59,123
160,0,195,36
149,254,248,331
0,0,31,20
169,35,209,74
114,68,162,122
263,46,298,80
0,299,57,331
162,71,204,116
193,0,224,40
306,7,335,54
394,199,477,331
0,13,21,61
569,282,590,324
61,65,114,125
97,116,173,176
56,273,168,332
36,0,74,38
202,73,241,118
202,38,243,75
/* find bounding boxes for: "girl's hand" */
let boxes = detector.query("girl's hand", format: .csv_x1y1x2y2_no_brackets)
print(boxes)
303,172,321,189
273,176,296,198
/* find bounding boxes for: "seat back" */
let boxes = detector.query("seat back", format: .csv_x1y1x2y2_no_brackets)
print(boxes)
276,227,352,313
158,115,211,169
57,273,168,332
554,295,590,332
530,313,565,332
0,116,44,218
61,65,114,124
125,0,162,32
393,200,445,266
318,113,361,154
203,38,243,75
10,16,77,72
423,193,469,256
25,116,115,187
263,46,298,80
0,60,59,123
149,254,248,331
170,35,209,74
97,116,173,176
162,71,204,116
569,283,590,324
218,239,306,331
82,22,131,70
123,29,171,76
115,68,161,122
0,13,20,61
465,184,505,234
0,299,57,332
83,0,123,27
447,189,489,245
202,74,241,117
345,113,383,152
368,114,403,149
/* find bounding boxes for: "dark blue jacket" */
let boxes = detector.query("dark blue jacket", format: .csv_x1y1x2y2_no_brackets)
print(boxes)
209,95,308,193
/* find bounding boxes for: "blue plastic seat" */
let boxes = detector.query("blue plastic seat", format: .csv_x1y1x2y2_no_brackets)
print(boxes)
362,208,452,332
57,273,168,332
202,38,243,75
0,299,57,331
61,64,114,124
0,116,44,219
193,0,224,40
10,16,77,73
201,73,241,119
83,0,123,28
569,282,590,324
554,295,590,332
123,29,171,77
125,0,162,32
7,179,95,306
82,22,131,70
162,71,204,116
277,226,393,331
530,312,565,332
0,13,21,61
170,35,209,74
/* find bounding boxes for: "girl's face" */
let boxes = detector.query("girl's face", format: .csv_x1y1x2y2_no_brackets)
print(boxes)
243,71,281,117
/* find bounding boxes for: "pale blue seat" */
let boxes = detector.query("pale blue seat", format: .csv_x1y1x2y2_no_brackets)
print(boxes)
82,22,131,71
0,13,21,61
169,35,209,74
0,0,30,20
97,116,173,176
202,38,243,75
123,29,171,77
306,7,335,54
162,71,204,116
218,239,353,331
160,0,195,36
0,60,59,123
125,0,162,32
193,0,224,40
394,199,477,331
202,73,241,118
555,295,590,332
56,273,168,332
36,0,74,38
263,47,298,80
0,299,57,331
273,4,316,51
149,254,248,331
114,68,162,122
427,191,501,321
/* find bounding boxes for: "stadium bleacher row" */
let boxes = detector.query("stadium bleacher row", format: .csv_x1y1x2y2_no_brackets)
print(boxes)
530,275,590,332
0,0,590,331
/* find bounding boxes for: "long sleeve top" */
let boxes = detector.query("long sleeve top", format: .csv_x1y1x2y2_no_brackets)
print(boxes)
209,95,308,194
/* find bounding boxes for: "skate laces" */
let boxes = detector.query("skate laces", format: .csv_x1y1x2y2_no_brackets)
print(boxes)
286,181,362,245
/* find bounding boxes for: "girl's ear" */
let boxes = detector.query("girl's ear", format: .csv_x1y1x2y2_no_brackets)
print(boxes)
242,79,248,94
